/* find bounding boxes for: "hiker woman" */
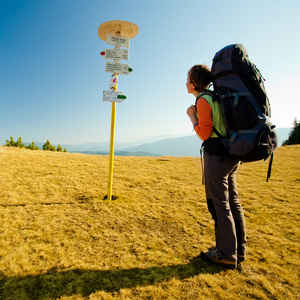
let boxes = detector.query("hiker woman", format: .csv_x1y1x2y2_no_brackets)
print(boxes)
186,64,246,269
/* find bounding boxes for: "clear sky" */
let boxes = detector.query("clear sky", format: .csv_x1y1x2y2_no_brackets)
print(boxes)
1,0,299,145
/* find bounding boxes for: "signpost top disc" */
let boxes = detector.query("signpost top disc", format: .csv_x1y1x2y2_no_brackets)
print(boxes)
98,20,138,41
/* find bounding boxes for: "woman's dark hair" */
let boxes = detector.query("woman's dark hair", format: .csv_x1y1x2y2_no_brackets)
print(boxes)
188,64,213,92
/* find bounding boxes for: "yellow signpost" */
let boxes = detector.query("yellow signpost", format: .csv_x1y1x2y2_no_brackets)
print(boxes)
98,20,138,200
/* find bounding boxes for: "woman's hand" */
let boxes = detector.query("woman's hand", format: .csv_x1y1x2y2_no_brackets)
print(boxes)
186,105,198,128
186,105,196,118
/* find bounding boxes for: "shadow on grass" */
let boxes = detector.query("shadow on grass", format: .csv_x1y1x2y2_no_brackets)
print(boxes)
0,256,221,299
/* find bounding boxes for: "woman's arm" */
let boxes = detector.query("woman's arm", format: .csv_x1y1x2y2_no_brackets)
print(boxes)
186,97,213,140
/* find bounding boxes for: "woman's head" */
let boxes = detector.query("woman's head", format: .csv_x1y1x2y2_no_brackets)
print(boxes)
187,64,212,93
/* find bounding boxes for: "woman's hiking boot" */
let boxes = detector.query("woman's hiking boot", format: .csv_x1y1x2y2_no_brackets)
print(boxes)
200,249,237,269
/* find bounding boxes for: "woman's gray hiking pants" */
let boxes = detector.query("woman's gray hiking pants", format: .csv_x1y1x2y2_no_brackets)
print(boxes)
204,152,246,262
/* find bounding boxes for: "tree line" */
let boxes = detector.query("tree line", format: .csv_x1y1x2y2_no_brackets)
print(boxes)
3,121,299,154
282,119,300,146
5,136,67,152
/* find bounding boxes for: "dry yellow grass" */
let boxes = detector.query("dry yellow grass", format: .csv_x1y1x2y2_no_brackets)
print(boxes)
0,145,299,299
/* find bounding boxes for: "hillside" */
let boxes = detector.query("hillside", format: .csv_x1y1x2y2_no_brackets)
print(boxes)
0,146,299,299
121,128,291,157
64,127,291,157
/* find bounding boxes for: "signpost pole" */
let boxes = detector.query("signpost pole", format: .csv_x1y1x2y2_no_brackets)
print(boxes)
107,75,118,201
98,20,138,201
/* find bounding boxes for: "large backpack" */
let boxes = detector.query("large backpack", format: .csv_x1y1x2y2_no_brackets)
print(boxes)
210,44,278,180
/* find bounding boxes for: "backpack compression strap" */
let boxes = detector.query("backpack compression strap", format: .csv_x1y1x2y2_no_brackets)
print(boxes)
266,153,274,182
221,92,252,107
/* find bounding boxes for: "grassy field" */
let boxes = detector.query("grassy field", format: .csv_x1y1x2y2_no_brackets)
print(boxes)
0,145,299,300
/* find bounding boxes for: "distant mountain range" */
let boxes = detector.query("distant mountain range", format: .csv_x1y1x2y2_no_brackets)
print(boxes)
53,127,291,157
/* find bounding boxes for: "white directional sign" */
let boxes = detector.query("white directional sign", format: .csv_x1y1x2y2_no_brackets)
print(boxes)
100,49,129,60
105,61,133,75
102,90,127,103
106,34,130,48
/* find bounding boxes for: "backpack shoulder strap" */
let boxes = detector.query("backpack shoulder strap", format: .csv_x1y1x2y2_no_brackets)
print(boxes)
195,90,214,108
212,127,223,138
195,90,214,101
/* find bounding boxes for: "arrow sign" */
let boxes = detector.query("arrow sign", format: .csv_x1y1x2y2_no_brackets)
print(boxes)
102,90,127,103
100,49,129,60
106,34,130,48
105,61,133,75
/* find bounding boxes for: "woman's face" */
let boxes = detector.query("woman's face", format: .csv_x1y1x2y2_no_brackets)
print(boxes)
186,76,195,94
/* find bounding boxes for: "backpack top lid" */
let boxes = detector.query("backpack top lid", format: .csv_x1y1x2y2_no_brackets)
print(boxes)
211,44,254,77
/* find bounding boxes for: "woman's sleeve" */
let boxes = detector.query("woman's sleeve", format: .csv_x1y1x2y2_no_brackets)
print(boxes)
194,97,213,141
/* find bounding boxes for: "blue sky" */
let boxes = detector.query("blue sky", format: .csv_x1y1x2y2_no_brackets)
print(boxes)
1,0,299,145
